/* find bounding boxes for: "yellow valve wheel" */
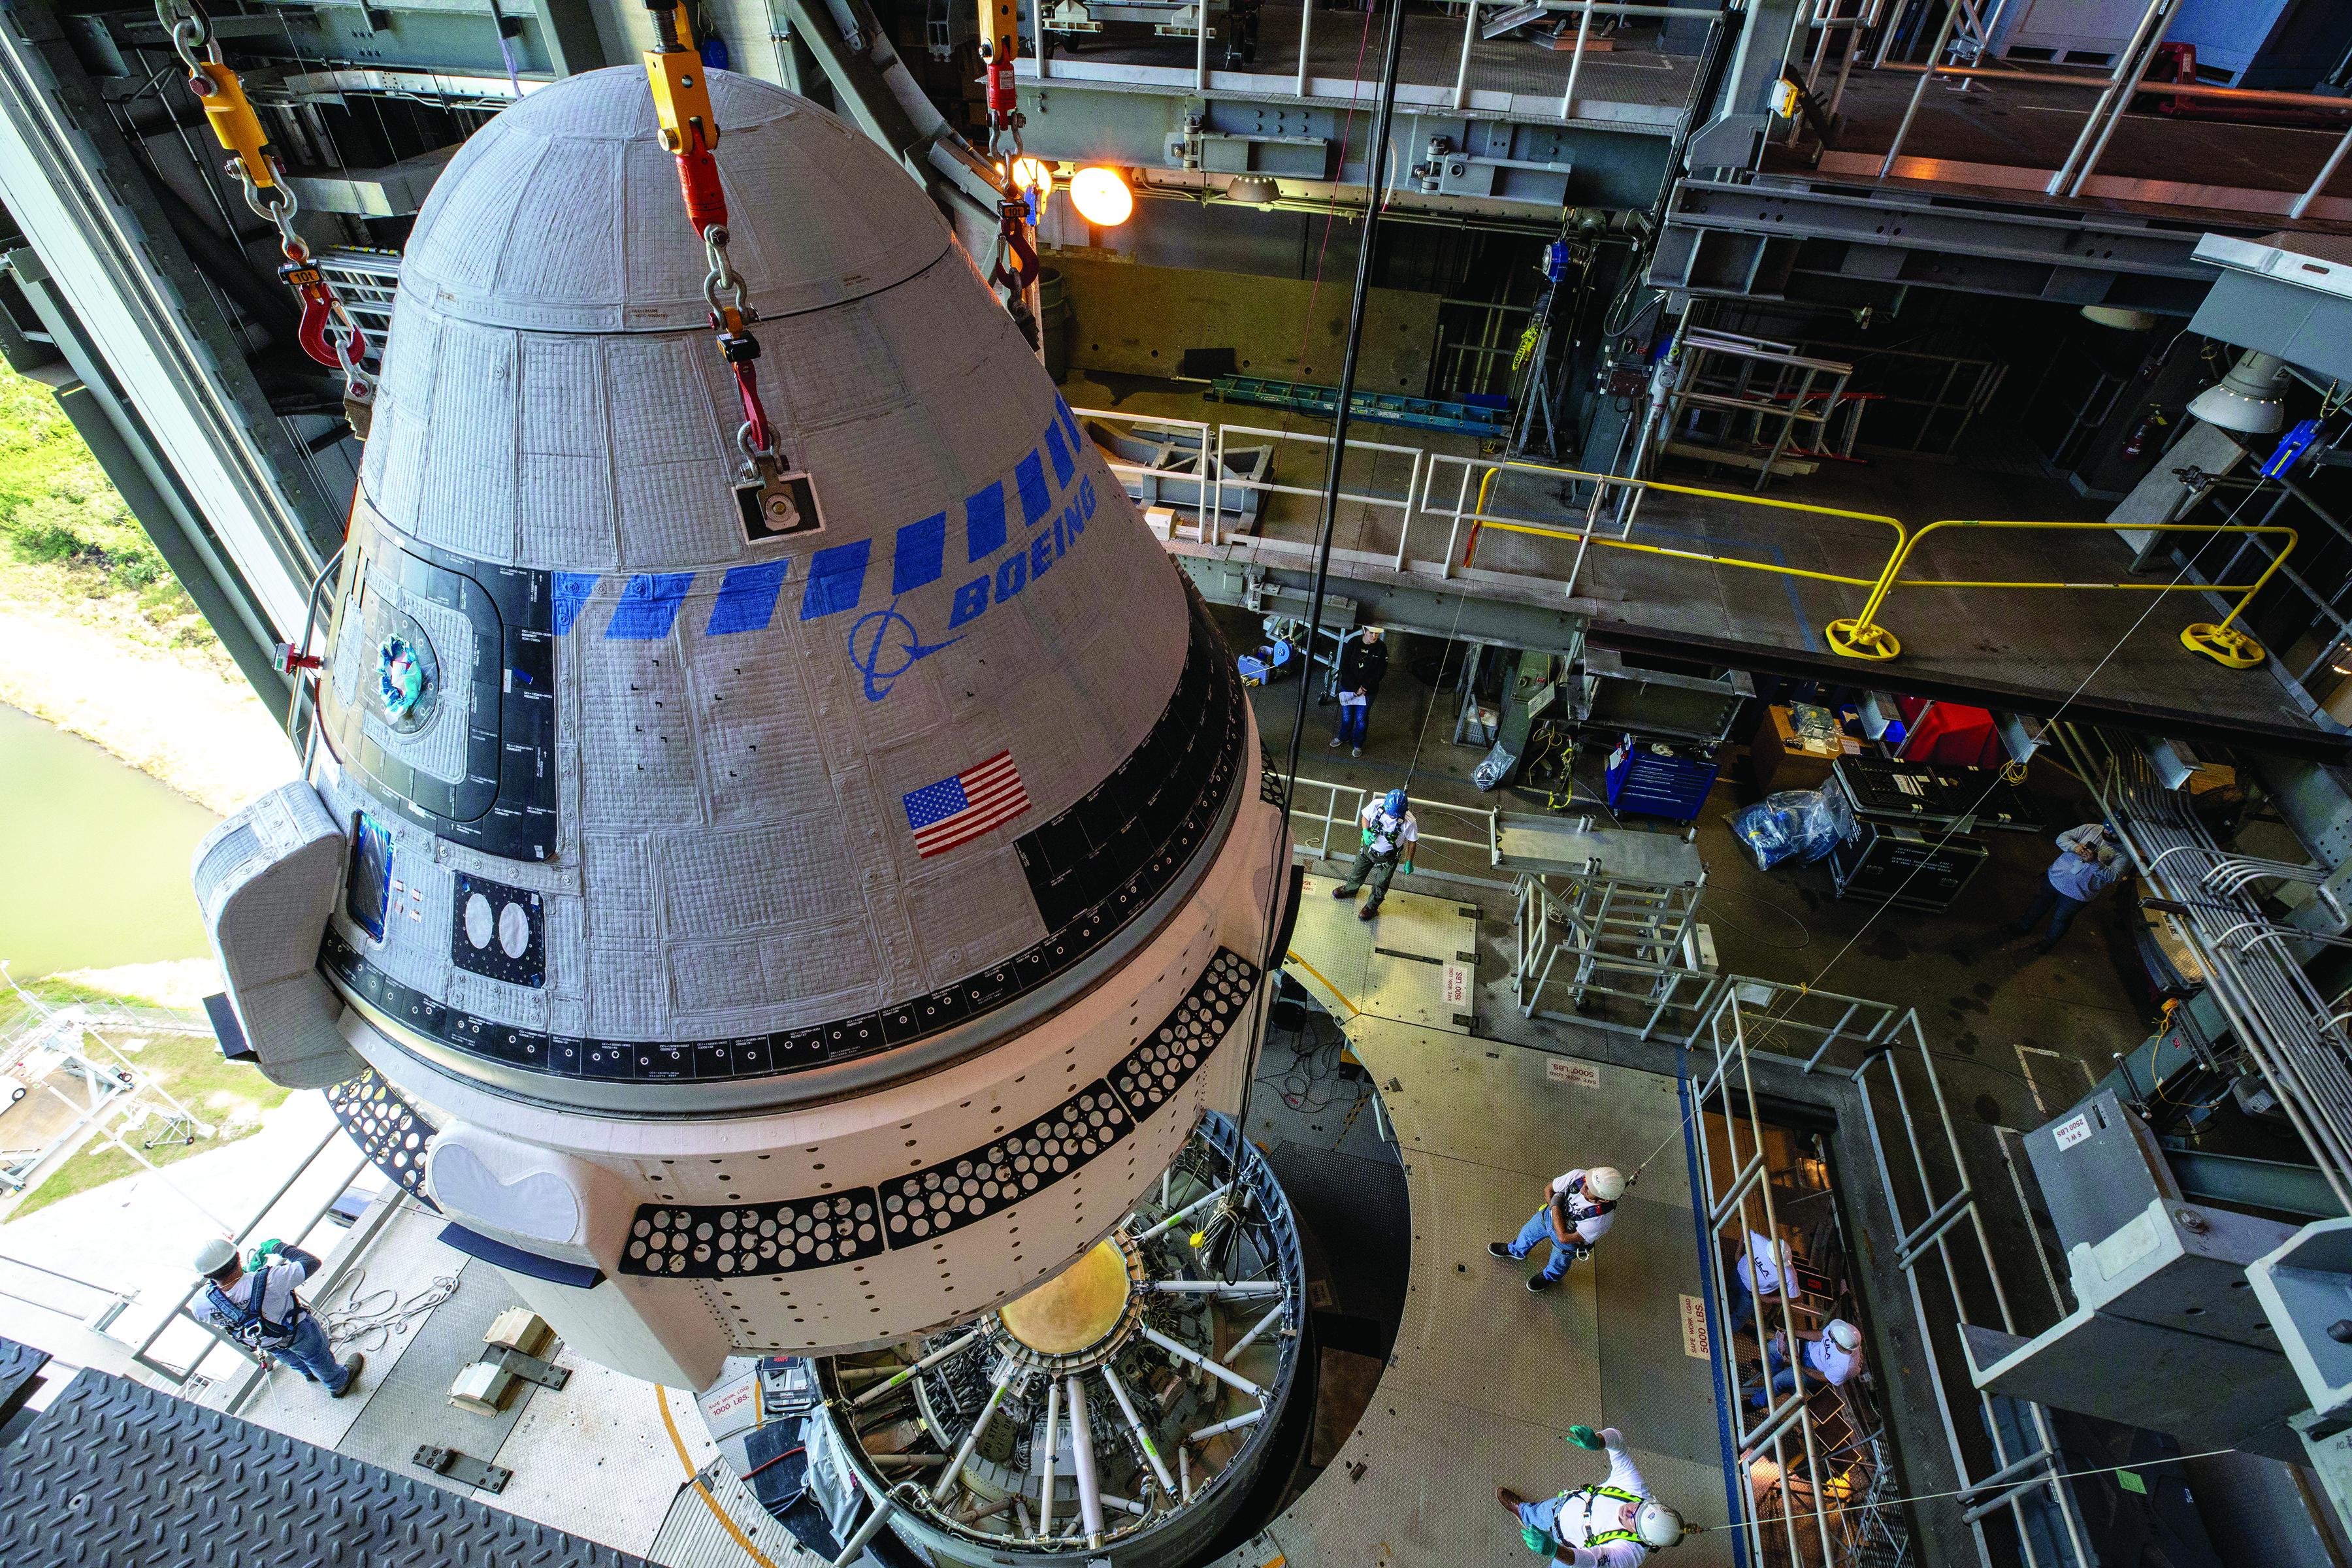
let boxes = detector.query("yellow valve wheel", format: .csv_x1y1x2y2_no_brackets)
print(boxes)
1823,617,1900,661
2180,622,2266,669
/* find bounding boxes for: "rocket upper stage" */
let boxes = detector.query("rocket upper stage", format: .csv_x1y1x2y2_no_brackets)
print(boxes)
301,67,1235,1112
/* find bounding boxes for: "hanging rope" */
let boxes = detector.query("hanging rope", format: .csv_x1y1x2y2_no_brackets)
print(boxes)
158,0,374,434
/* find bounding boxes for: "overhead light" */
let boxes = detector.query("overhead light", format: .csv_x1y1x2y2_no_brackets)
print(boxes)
1070,166,1134,227
1226,174,1280,210
2079,304,2156,332
1009,155,1051,210
2187,349,2291,435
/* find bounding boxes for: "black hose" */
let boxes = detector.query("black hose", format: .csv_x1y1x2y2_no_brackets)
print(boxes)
1237,0,1406,1127
1274,0,1407,820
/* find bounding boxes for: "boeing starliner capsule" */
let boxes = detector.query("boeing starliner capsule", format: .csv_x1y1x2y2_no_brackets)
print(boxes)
193,66,1294,1389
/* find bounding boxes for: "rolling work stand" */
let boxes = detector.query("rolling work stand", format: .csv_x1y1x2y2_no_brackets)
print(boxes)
1578,651,1752,825
1825,755,2044,911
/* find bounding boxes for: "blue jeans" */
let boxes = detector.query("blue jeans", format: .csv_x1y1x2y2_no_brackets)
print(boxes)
1337,702,1369,746
2012,883,2085,949
1750,1341,1813,1407
275,1313,350,1394
1508,1207,1582,1282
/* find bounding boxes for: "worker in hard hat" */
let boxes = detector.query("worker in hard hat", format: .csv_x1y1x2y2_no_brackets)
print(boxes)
1490,1166,1623,1293
1499,1424,1686,1564
189,1235,363,1398
1751,1316,1863,1409
1726,1230,1794,1335
1331,787,1416,921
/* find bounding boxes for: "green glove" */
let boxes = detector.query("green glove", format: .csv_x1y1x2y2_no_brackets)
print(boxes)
1565,1424,1604,1450
251,1238,286,1262
1361,828,1375,847
1522,1526,1554,1555
1399,862,1414,876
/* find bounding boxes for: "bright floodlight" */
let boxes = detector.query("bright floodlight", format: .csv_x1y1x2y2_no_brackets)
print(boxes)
1070,166,1134,227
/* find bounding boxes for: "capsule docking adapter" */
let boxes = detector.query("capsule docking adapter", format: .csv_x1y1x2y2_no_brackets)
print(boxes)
195,67,1294,1392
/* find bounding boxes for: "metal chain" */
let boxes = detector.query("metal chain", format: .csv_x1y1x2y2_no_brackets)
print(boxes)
159,0,372,410
644,5,785,482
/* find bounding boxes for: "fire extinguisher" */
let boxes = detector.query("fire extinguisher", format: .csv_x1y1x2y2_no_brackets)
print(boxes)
2121,406,2169,459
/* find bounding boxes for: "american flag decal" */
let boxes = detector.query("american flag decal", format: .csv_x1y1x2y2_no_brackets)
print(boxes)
903,751,1032,858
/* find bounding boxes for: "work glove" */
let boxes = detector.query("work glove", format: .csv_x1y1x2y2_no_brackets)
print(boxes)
1361,828,1375,847
1565,1424,1604,1450
1399,862,1414,876
1522,1526,1554,1555
249,1238,286,1267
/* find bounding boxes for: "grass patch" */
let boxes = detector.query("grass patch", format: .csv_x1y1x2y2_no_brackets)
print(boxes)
0,360,220,656
11,1027,289,1220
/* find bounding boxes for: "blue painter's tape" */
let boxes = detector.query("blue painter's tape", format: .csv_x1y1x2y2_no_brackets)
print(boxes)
705,561,791,636
604,572,694,640
551,572,598,636
800,540,872,620
966,481,1006,563
894,512,947,596
1015,450,1051,527
1044,421,1075,488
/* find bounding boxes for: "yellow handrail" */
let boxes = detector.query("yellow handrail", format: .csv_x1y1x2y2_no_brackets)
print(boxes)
1460,462,1904,591
1451,465,2295,672
1825,519,2301,670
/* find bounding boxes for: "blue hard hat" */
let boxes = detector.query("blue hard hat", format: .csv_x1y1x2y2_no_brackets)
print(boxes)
1383,789,1408,817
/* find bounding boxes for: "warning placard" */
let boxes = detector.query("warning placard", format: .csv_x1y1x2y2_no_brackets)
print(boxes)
1680,1294,1710,1360
1546,1058,1600,1088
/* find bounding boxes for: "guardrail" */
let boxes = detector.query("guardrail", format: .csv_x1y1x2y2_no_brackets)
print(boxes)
1435,455,1904,603
1822,517,2299,669
1090,416,2298,678
1019,0,1732,122
1865,0,2352,217
1284,774,1501,875
122,1120,378,1389
1688,982,2089,1568
1070,404,1427,559
1217,420,1427,568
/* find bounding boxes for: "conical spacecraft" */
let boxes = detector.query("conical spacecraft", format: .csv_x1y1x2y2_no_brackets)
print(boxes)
194,66,1293,1388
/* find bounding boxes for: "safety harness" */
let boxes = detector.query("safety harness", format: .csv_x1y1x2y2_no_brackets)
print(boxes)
1362,811,1413,862
1556,1484,1646,1550
204,1264,301,1350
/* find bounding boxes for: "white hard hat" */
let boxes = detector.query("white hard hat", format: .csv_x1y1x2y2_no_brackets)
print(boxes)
1637,1501,1686,1548
1585,1167,1626,1203
193,1237,238,1278
1826,1318,1861,1351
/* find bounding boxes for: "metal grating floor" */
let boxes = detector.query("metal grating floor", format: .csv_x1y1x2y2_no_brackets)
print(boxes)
0,1369,647,1567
